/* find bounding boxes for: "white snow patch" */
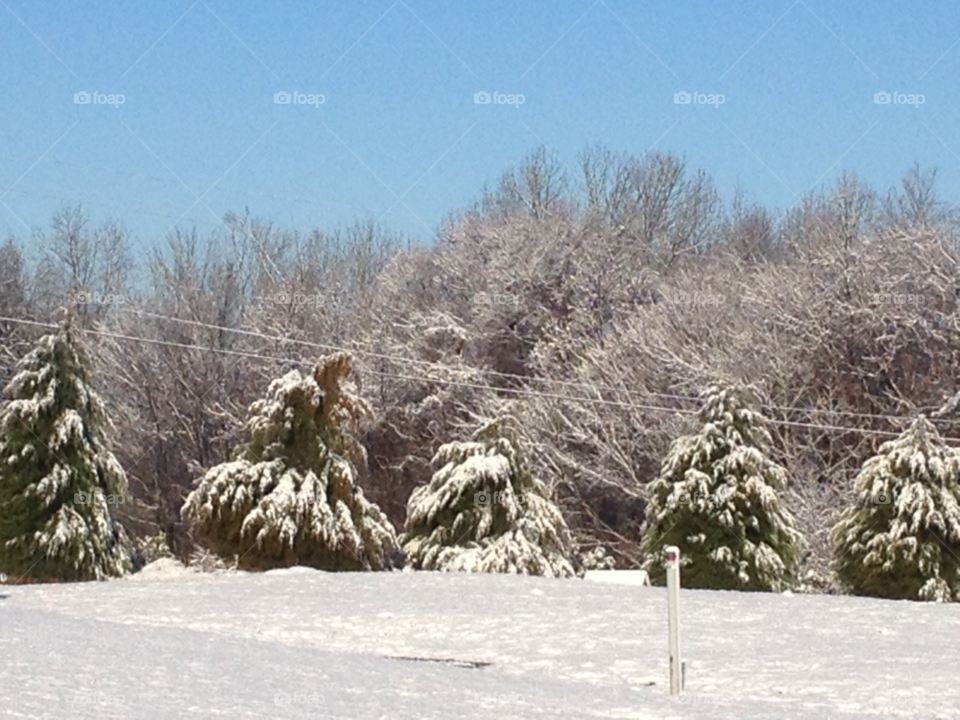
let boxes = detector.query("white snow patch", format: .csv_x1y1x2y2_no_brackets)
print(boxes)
4,572,960,718
128,558,197,580
584,569,651,586
262,565,328,576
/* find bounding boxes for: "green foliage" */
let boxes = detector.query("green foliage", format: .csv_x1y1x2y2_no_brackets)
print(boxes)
134,532,173,569
578,546,616,571
400,419,578,577
640,384,801,591
0,322,131,581
181,354,398,571
831,416,960,602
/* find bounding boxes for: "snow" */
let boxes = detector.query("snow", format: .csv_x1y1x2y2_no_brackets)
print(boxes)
180,363,398,571
402,431,577,576
832,416,960,601
0,327,131,581
584,570,651,586
126,558,199,581
642,385,800,591
2,571,959,718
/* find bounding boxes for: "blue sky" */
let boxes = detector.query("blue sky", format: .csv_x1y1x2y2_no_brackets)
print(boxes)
2,0,960,256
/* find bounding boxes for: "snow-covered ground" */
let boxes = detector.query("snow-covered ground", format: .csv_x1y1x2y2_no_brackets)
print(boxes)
2,566,959,719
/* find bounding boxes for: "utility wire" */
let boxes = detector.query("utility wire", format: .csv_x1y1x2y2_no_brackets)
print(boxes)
0,313,953,442
120,307,953,428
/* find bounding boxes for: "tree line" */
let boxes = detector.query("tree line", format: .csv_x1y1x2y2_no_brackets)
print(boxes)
1,145,960,599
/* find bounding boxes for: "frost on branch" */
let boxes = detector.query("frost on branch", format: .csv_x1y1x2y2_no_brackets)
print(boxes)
640,384,801,591
0,321,131,581
831,416,960,602
400,419,577,577
181,353,398,571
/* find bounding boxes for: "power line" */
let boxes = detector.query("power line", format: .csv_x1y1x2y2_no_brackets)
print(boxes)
0,163,938,429
0,313,953,442
0,315,312,368
123,307,708,409
119,307,951,429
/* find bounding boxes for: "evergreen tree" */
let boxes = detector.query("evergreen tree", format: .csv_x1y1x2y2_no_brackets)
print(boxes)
400,419,577,577
182,353,398,571
640,384,801,591
831,416,960,602
0,320,131,581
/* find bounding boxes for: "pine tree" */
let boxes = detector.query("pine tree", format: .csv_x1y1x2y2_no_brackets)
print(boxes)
400,419,577,577
640,384,801,591
181,353,398,571
0,320,131,581
831,416,960,602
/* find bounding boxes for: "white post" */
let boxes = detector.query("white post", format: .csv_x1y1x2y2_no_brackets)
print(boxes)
665,545,682,695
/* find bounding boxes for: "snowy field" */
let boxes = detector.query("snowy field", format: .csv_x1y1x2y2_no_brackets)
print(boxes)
3,566,960,719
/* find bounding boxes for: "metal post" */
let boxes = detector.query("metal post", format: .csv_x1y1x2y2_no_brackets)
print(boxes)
665,545,682,695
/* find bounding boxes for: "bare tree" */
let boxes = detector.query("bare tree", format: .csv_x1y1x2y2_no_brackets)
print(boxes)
31,205,132,322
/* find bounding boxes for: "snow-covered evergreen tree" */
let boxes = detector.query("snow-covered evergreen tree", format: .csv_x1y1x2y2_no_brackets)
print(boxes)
640,384,801,591
577,545,616,571
831,416,960,602
181,353,398,571
400,419,577,577
0,320,131,581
